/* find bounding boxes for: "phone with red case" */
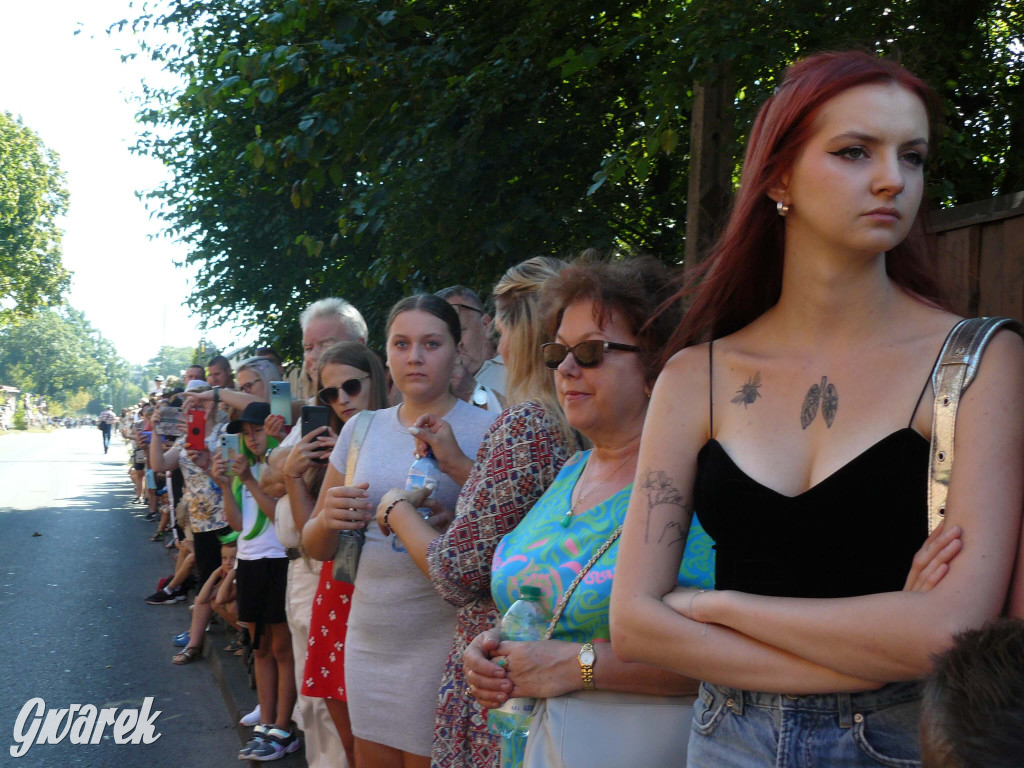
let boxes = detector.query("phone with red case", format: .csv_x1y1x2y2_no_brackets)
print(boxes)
185,409,207,452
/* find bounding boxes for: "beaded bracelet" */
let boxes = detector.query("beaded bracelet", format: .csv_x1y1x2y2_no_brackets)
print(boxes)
382,498,409,533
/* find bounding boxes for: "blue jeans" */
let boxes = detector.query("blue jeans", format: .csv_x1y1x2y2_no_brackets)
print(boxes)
688,681,922,767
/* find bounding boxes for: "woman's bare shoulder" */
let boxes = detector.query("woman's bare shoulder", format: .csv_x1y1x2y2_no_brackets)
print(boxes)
662,342,711,382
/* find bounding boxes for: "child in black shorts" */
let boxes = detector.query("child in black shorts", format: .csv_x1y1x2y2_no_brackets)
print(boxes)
211,402,298,762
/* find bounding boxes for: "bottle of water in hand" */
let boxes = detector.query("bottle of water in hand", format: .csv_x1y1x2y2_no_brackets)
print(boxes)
488,586,548,768
405,448,440,520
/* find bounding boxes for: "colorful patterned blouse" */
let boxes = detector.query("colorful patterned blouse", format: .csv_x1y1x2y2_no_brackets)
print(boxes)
427,402,576,768
492,450,715,640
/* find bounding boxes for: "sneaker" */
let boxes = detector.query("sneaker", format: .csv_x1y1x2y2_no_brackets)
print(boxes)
173,630,190,647
238,724,270,759
247,727,300,762
157,575,173,591
239,704,261,727
144,588,177,605
171,586,187,602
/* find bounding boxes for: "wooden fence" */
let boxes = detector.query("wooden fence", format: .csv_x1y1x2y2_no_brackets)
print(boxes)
931,191,1024,322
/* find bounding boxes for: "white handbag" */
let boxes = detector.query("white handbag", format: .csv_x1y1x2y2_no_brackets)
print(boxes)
523,525,695,768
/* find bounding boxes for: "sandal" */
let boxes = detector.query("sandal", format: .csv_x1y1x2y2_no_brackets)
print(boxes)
224,636,244,653
150,531,166,541
172,646,202,665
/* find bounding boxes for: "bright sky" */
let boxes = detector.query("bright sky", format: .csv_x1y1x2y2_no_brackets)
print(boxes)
0,0,250,364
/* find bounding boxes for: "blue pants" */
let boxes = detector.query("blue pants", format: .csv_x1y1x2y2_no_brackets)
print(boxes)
688,681,922,767
100,423,112,451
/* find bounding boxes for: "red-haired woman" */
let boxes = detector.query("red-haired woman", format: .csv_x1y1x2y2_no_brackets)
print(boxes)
611,50,1024,765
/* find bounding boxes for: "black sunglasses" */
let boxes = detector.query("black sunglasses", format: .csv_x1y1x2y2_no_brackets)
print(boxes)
541,340,641,369
319,376,370,404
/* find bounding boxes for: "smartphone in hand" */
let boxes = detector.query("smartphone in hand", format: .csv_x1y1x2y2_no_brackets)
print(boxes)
156,405,185,437
301,405,331,464
221,433,241,475
185,410,207,452
270,381,292,426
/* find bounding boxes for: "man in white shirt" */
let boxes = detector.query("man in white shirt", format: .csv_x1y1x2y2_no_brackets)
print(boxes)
98,405,118,453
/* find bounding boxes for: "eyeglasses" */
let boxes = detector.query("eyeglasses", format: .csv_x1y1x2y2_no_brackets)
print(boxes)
541,340,641,369
238,379,260,394
319,376,370,404
449,303,483,316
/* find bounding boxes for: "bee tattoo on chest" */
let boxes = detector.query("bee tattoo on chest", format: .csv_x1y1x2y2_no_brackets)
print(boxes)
731,372,762,408
801,376,838,429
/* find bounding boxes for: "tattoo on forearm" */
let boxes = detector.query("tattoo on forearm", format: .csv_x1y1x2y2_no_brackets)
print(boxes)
731,372,762,408
657,521,686,547
640,469,689,543
800,376,838,429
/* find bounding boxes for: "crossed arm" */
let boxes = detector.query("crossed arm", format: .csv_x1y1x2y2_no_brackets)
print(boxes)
611,336,1024,691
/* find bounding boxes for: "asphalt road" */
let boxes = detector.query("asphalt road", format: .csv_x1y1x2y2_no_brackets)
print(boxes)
0,427,241,767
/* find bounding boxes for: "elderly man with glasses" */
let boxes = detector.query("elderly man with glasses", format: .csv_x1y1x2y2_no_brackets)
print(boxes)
436,285,506,411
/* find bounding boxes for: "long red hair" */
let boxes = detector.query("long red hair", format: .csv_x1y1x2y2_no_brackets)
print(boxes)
664,50,950,358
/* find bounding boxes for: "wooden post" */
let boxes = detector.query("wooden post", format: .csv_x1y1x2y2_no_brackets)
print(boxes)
684,66,734,283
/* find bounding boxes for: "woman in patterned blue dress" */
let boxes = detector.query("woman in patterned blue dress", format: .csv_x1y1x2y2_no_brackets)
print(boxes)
463,258,716,768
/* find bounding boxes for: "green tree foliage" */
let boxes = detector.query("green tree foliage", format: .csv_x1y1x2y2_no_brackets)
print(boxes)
0,307,137,413
139,345,201,390
121,0,1023,348
13,404,27,431
0,112,71,322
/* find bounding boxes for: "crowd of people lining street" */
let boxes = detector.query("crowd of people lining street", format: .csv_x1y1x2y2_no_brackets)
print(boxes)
112,52,1024,768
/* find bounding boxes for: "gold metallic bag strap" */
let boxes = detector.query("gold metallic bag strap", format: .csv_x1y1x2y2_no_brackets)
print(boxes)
928,317,1024,533
544,525,622,640
345,409,375,483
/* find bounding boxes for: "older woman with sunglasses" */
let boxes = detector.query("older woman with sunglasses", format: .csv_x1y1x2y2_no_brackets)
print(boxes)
463,258,716,768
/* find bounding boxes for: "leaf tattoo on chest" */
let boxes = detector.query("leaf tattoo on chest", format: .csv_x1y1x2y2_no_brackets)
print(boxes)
800,376,838,429
731,372,762,408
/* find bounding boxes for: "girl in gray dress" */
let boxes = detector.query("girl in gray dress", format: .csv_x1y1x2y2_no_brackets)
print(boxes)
304,294,495,768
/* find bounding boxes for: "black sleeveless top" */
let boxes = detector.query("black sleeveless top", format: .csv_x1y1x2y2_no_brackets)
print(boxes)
693,344,932,599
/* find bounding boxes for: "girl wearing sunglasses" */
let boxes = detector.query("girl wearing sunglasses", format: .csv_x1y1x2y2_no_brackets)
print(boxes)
281,341,388,767
303,295,495,768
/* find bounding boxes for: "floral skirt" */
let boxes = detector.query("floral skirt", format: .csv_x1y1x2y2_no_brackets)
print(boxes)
301,559,353,701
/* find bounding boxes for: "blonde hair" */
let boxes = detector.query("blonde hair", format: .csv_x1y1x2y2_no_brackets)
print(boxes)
493,256,574,444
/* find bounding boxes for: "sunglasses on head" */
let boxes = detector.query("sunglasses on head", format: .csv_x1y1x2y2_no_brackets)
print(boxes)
541,340,641,369
319,376,371,404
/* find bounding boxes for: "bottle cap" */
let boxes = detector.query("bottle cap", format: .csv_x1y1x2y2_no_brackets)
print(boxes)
519,585,542,600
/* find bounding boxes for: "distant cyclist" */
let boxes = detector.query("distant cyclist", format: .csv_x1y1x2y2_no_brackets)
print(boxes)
98,405,117,453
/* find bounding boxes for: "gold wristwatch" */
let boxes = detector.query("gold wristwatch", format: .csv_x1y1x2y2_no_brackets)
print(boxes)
578,642,596,690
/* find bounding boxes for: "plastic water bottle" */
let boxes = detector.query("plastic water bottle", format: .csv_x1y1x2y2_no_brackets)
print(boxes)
488,585,548,768
405,448,441,520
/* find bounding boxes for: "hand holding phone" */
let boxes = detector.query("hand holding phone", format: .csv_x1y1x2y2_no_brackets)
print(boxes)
270,381,292,426
185,410,207,452
301,405,331,464
221,433,241,475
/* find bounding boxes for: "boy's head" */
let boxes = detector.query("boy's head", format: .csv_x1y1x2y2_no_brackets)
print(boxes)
920,618,1024,767
220,542,237,569
226,401,272,457
241,422,267,457
218,531,239,568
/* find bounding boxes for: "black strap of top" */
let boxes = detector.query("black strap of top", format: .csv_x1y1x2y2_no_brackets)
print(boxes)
708,340,714,435
907,322,959,428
